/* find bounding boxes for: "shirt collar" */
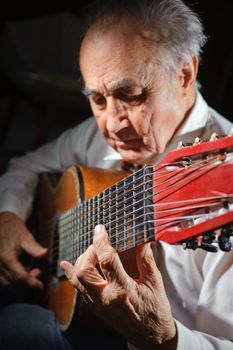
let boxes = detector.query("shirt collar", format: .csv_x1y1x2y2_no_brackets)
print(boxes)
176,90,209,136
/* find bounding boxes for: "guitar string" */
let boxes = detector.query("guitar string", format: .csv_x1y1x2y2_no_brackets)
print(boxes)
41,193,229,268
41,155,217,229
40,154,221,235
42,157,222,246
42,185,232,269
55,197,228,252
51,200,228,259
37,159,208,246
40,162,181,230
39,158,225,259
45,197,228,275
59,156,217,225
45,233,150,277
38,159,231,262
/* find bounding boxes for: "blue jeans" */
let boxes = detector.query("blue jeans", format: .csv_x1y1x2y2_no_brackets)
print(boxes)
0,302,128,350
0,303,72,350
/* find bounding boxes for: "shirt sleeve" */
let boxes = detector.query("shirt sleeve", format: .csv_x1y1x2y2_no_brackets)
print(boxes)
127,322,233,350
175,320,233,350
0,117,96,221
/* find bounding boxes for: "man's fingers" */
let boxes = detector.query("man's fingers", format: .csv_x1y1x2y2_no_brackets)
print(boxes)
20,235,48,258
76,245,105,286
1,258,43,288
60,260,74,280
8,258,31,281
0,263,13,285
26,268,44,289
61,260,85,293
93,225,131,288
60,255,105,303
136,243,160,288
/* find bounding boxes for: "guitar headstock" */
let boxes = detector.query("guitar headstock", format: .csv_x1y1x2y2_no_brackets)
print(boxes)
154,133,233,252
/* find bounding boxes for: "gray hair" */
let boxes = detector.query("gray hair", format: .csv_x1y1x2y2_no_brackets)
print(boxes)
80,0,207,74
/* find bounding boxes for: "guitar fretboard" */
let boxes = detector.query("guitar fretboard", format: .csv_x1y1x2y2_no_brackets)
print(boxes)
58,165,155,269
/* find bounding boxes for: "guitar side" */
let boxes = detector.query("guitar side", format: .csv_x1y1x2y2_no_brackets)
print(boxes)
37,166,128,331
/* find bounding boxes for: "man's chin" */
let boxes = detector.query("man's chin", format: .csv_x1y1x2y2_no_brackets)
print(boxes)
118,148,157,166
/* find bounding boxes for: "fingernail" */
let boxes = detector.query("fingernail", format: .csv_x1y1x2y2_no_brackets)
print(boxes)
95,224,104,234
60,261,72,280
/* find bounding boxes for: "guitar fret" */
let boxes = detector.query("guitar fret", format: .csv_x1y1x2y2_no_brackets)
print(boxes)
73,208,77,263
108,187,112,241
87,199,91,251
75,206,80,263
80,203,84,255
57,210,71,277
90,197,95,244
144,166,155,242
103,188,108,228
132,172,136,248
142,169,147,243
98,192,103,225
112,184,117,249
117,179,124,250
123,177,128,251
84,201,89,254
70,208,74,263
90,197,94,234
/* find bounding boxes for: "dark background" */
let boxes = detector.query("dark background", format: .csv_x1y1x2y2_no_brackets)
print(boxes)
0,0,233,173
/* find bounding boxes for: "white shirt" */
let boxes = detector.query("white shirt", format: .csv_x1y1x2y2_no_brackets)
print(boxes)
0,92,233,349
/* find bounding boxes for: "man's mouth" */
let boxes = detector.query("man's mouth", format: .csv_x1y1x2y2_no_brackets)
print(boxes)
113,139,142,149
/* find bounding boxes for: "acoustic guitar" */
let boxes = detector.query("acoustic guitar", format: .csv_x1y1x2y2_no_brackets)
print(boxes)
36,134,233,331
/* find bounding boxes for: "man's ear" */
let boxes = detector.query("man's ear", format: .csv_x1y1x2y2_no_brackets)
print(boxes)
179,56,199,93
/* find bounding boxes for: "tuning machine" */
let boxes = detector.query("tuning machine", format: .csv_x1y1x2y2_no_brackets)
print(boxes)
182,232,218,252
218,224,233,252
209,132,219,141
177,141,193,149
182,226,233,253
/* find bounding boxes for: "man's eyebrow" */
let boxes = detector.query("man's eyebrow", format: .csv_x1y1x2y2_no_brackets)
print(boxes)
82,79,139,97
82,87,95,97
108,79,138,91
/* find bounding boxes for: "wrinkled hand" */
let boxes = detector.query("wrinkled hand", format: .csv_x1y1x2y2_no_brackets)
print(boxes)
61,224,177,349
0,212,47,288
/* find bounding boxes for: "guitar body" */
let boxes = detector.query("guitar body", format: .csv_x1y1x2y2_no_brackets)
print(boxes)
37,166,129,331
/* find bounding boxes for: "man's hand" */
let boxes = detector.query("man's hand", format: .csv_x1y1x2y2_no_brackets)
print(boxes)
0,212,47,288
61,224,177,349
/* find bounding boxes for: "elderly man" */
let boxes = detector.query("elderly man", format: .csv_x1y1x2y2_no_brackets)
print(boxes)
0,0,232,349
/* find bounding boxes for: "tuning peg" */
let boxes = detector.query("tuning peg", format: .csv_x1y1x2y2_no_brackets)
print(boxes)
177,141,184,149
209,132,219,141
193,137,201,144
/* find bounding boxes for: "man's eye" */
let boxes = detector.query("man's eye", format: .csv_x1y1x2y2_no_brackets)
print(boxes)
91,94,106,106
116,89,148,106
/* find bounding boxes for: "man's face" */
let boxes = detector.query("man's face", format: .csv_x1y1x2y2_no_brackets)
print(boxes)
80,22,192,165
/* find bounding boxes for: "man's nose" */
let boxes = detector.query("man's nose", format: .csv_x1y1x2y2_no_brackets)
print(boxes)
105,98,127,133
